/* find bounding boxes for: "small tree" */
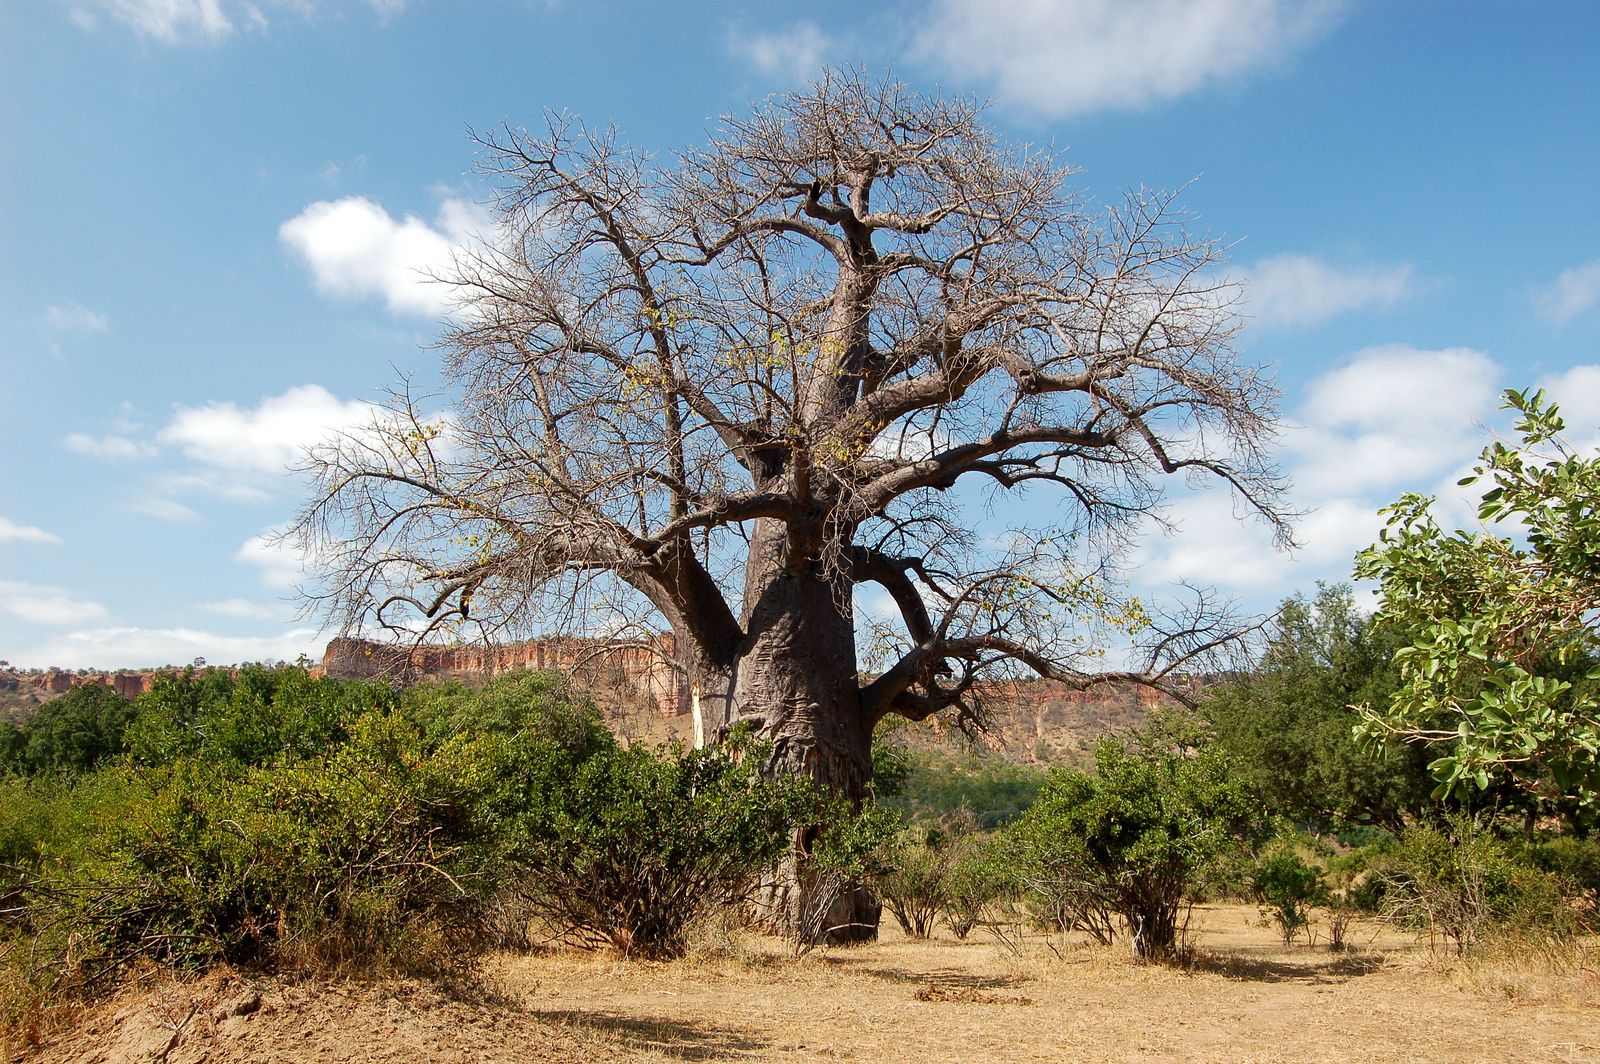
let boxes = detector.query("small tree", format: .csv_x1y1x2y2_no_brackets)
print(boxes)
1251,845,1326,947
1356,389,1600,815
1007,739,1256,960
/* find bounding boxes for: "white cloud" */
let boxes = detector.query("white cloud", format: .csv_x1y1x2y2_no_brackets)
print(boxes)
75,0,236,45
64,431,155,461
1245,254,1414,330
726,21,832,82
0,518,61,545
43,303,109,333
915,0,1344,117
1289,345,1499,497
236,528,306,589
1537,260,1600,326
154,471,274,505
159,384,381,475
0,581,109,626
1136,491,1288,591
13,626,323,670
279,194,488,317
130,498,202,523
68,1,405,46
1537,364,1600,447
197,597,288,620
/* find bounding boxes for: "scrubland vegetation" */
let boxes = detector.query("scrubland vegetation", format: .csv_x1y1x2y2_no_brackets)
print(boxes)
3,577,1597,1059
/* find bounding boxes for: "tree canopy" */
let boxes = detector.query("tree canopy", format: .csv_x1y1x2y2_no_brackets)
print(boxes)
1356,388,1600,812
1200,585,1432,832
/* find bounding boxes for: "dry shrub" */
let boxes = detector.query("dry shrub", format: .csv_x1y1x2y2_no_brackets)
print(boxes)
1453,933,1600,1004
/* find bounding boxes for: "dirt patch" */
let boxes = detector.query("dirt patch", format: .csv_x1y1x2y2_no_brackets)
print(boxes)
13,907,1600,1063
912,983,1034,1006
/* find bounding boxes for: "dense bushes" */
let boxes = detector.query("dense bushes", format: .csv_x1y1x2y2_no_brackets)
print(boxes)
511,731,812,958
0,683,138,776
0,666,821,1022
1006,740,1257,959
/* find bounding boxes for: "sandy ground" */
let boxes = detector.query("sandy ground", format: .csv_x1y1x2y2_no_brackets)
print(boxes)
13,907,1599,1064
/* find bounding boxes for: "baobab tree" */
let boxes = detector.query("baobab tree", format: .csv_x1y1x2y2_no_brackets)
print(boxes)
296,71,1286,931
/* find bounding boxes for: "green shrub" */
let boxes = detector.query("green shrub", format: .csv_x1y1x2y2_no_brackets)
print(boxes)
873,824,957,939
1252,845,1327,946
512,732,812,959
126,665,396,768
3,684,136,776
2,669,620,1008
1006,739,1258,960
1520,835,1600,913
942,834,1013,940
1376,817,1576,955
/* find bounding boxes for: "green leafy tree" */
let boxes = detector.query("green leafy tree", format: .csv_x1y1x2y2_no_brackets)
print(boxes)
1201,585,1433,832
1006,739,1258,960
1251,844,1326,946
11,684,136,775
1355,389,1600,813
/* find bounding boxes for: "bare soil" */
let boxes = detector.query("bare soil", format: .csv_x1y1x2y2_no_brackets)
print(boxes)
14,907,1599,1063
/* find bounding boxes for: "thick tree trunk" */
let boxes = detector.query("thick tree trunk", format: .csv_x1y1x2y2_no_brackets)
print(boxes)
729,520,879,942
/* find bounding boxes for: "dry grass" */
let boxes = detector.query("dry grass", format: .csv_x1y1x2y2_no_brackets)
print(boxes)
14,906,1600,1063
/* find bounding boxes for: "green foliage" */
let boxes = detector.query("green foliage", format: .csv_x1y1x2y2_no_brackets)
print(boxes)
1,684,136,776
511,733,811,959
941,833,1014,940
1251,844,1327,946
1375,816,1577,954
869,818,976,940
1005,739,1258,960
883,749,1048,829
1201,586,1432,832
1355,388,1600,809
126,665,396,768
0,665,813,1021
1516,834,1600,911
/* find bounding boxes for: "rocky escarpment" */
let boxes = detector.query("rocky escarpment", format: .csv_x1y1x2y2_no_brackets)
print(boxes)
0,668,172,721
320,634,691,717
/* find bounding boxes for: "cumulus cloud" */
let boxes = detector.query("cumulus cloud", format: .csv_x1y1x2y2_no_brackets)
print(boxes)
1289,345,1499,497
0,582,109,626
159,384,382,475
1537,364,1600,447
1136,345,1505,594
726,21,833,82
1245,254,1414,330
43,303,109,333
1537,260,1600,326
915,0,1345,117
12,626,323,670
236,529,307,589
67,0,405,46
1136,491,1288,591
0,518,61,545
279,194,489,317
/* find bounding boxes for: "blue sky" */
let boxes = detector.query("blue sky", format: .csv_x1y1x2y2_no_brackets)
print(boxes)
2,0,1599,669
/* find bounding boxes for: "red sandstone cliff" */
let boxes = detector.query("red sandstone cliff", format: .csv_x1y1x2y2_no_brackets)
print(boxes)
319,635,691,717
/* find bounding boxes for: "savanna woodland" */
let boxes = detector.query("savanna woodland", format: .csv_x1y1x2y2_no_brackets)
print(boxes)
5,71,1599,1063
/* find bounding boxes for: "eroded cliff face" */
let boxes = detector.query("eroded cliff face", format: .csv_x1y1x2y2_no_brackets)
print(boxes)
320,635,691,717
0,668,169,722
